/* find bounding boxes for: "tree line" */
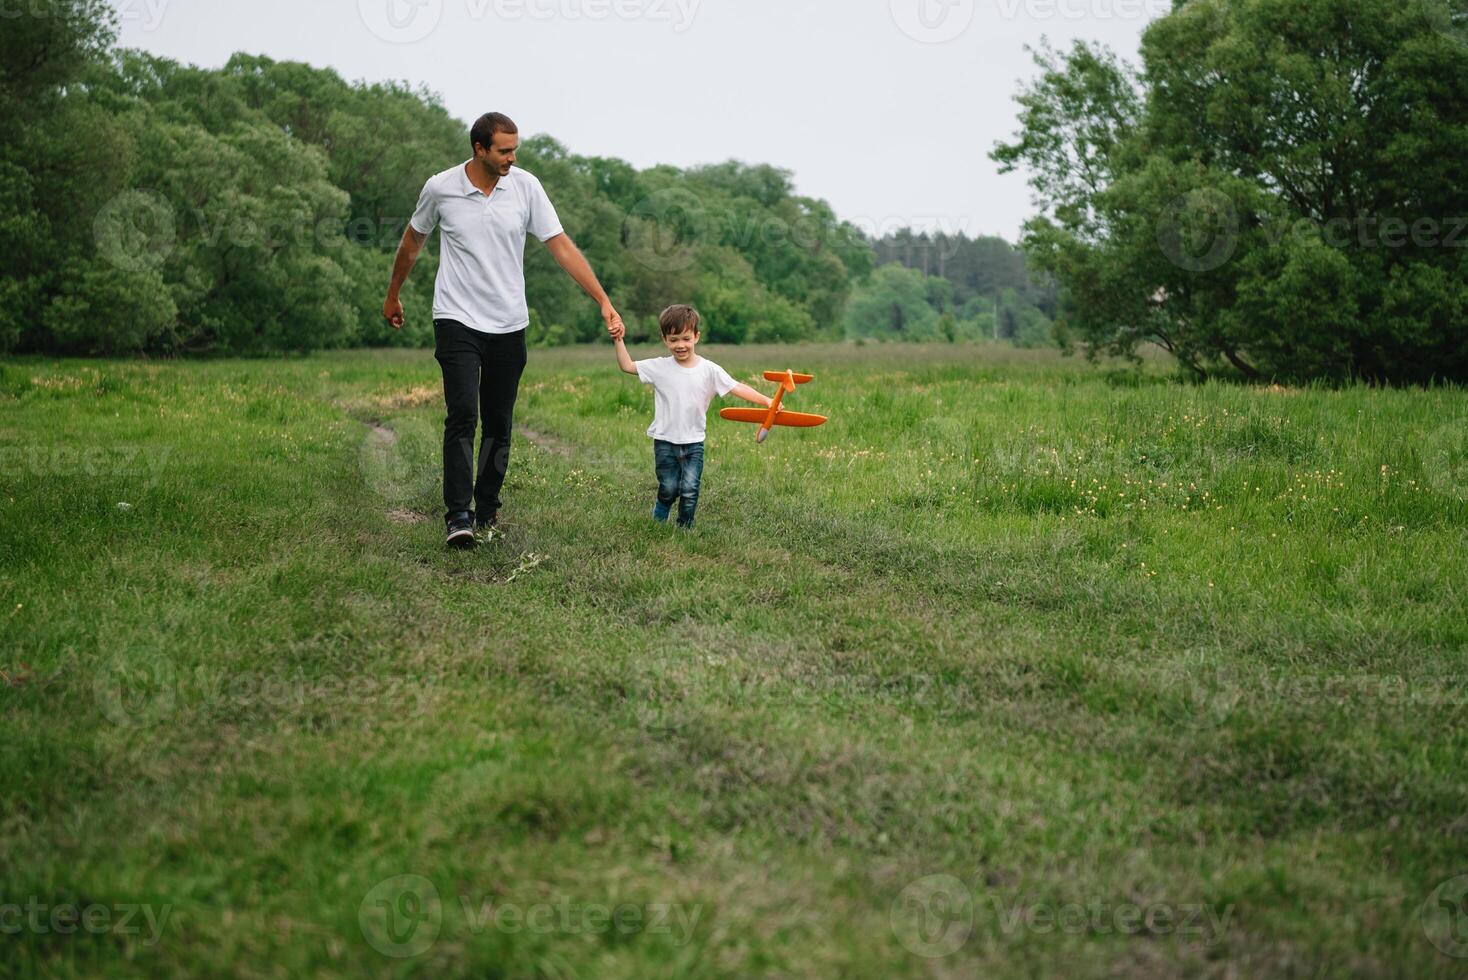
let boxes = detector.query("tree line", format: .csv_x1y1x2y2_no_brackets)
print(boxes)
848,231,1059,345
2,1,1052,356
13,0,1459,383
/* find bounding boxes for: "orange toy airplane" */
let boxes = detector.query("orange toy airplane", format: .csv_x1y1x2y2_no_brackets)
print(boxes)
719,370,828,443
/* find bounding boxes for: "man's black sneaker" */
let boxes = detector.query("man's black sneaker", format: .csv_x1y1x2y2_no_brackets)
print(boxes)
476,511,498,532
446,514,476,549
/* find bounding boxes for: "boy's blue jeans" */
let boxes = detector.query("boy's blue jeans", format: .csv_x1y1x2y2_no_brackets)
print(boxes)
652,440,704,528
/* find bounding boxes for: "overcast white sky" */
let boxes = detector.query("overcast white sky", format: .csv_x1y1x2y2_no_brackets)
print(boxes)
113,0,1169,241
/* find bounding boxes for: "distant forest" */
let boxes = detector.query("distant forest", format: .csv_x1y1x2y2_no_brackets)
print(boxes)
864,232,1059,347
3,0,1057,355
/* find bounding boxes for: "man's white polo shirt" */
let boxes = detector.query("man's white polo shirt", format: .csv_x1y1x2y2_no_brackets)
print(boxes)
409,162,564,334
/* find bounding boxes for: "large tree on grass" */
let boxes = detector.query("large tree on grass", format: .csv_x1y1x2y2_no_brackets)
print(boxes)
993,0,1468,383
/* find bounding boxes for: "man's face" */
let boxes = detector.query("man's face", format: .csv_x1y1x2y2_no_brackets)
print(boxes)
662,328,699,363
475,132,518,176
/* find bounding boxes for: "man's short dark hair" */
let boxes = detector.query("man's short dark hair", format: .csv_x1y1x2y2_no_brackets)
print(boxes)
659,305,701,338
470,113,518,154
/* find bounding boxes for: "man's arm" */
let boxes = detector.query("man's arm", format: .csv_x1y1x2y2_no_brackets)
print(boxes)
382,225,428,329
543,233,624,338
613,336,638,376
728,382,773,408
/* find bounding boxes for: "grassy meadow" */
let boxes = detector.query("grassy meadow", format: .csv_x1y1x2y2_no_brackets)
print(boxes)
1,342,1466,978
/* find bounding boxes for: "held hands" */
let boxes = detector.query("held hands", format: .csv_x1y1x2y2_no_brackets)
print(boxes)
603,304,626,342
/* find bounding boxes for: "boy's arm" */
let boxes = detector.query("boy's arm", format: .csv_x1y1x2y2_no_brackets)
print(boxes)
728,382,773,408
613,337,638,376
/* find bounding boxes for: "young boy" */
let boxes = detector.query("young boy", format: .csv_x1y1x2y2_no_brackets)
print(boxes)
610,305,771,528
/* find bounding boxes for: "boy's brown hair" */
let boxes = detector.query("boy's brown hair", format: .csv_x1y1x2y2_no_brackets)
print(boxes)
658,304,701,338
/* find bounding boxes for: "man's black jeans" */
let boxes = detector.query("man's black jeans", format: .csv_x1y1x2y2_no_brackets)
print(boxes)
433,319,527,523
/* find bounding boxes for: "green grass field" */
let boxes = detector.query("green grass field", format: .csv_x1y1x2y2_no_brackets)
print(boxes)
2,343,1466,978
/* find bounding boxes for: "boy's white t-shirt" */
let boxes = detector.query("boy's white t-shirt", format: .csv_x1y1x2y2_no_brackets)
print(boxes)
634,356,739,444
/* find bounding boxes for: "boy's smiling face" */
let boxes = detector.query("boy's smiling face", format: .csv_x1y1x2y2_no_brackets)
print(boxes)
663,327,699,365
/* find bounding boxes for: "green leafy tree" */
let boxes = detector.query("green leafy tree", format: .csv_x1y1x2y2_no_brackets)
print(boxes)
0,1,121,353
994,1,1468,383
0,0,116,121
41,260,176,354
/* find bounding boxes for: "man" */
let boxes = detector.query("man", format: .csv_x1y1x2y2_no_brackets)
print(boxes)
383,112,623,549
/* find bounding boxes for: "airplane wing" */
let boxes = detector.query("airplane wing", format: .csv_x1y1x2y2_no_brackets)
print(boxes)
720,408,770,424
763,371,815,385
769,411,827,428
719,408,827,428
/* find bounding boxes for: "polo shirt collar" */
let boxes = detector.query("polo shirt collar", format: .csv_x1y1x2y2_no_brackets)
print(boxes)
460,161,514,197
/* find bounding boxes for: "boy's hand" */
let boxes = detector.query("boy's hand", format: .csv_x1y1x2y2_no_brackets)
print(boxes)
609,321,626,342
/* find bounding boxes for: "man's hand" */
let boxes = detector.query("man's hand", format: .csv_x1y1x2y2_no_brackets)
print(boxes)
383,295,405,330
383,226,426,331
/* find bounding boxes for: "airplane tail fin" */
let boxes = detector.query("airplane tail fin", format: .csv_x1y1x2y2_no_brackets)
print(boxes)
763,371,814,389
